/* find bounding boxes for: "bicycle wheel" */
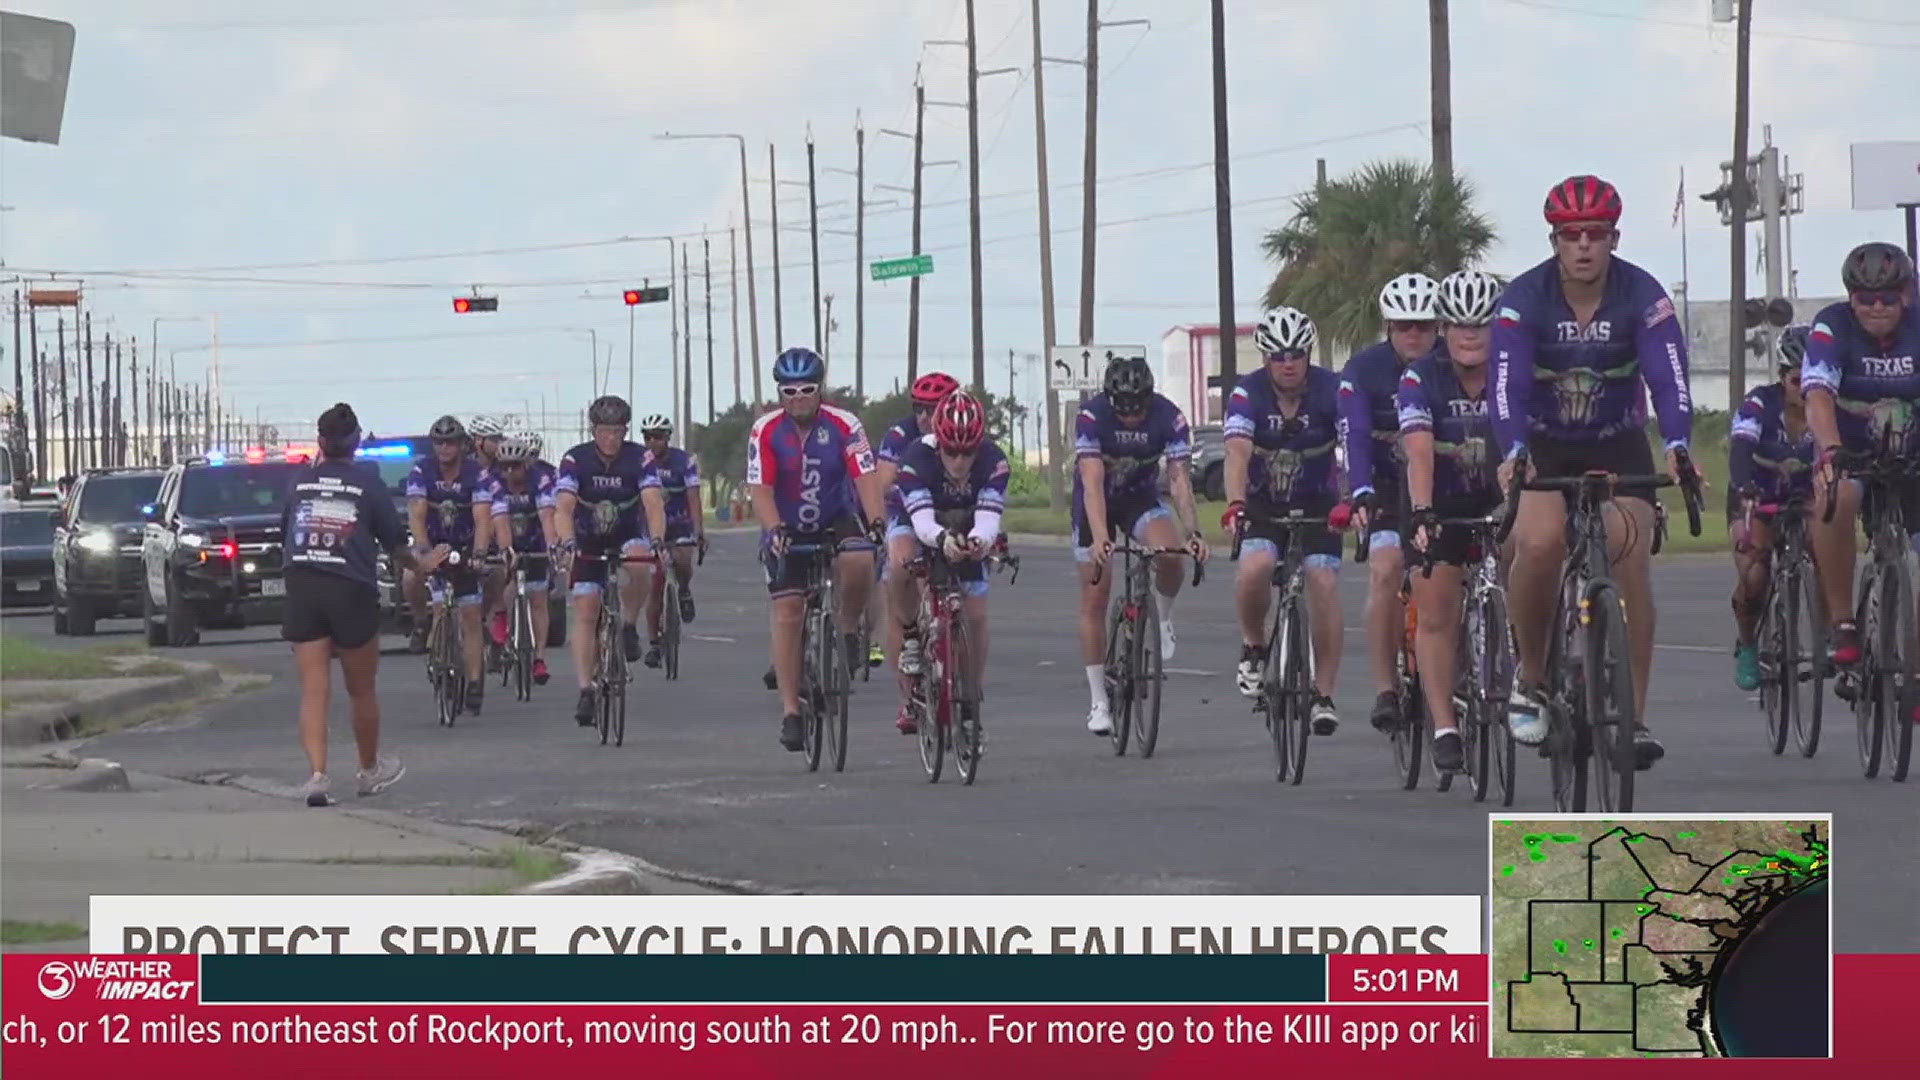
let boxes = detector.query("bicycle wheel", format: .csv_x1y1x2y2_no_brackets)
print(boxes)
1856,565,1888,779
826,608,851,775
1477,588,1517,807
1547,605,1589,812
437,616,463,728
1103,597,1134,757
1391,634,1423,791
803,605,828,772
515,596,535,702
917,620,946,782
1282,592,1314,785
596,611,617,745
1583,584,1637,813
1262,607,1292,783
951,615,982,785
662,575,682,681
1794,552,1827,757
1454,617,1485,801
1875,558,1913,781
1760,576,1793,756
1134,591,1163,759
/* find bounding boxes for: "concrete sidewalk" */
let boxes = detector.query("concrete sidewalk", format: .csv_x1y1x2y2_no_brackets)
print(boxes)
0,752,710,954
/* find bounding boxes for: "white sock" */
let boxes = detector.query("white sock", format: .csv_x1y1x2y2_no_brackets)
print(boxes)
1085,665,1105,707
1158,590,1178,624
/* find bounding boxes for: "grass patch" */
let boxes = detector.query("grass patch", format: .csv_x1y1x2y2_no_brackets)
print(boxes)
0,638,121,680
1,920,86,945
1,687,79,705
458,845,573,895
119,659,187,678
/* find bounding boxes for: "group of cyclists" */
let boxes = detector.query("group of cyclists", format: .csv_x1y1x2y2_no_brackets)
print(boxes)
369,171,1918,790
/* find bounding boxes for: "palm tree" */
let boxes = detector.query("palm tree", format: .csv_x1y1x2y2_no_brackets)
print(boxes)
1262,158,1496,358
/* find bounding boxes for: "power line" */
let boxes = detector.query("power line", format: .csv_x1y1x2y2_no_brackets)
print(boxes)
1491,0,1920,49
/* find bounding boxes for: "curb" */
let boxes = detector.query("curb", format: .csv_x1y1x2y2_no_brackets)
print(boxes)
514,837,779,896
0,665,224,747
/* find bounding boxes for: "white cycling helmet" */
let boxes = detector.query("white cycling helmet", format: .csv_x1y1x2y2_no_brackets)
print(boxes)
637,413,673,434
494,434,535,463
514,429,545,457
1254,306,1317,356
1378,272,1440,322
467,414,504,439
1436,269,1501,327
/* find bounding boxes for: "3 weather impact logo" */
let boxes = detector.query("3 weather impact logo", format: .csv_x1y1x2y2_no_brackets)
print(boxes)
37,959,196,1001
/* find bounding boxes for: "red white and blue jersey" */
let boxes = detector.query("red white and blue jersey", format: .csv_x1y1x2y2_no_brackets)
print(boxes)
1073,393,1191,508
746,404,876,532
1801,301,1920,452
489,462,558,553
1489,255,1693,457
643,446,701,527
556,441,657,541
403,457,495,549
1397,352,1496,501
895,436,1011,523
877,413,924,522
1339,340,1409,498
1225,367,1342,504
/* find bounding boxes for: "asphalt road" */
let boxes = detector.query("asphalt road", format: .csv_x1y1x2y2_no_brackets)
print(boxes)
5,531,1914,951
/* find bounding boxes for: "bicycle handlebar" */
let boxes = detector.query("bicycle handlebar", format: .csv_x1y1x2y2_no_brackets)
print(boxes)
1493,443,1702,543
1088,543,1205,589
1227,509,1325,564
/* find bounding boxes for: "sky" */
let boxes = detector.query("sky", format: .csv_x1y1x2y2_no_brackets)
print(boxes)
2,0,1917,444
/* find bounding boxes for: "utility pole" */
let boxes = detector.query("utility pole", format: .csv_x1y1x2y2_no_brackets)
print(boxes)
1430,0,1455,267
807,130,823,354
1031,0,1065,506
56,316,69,475
665,236,679,426
704,231,716,425
730,225,743,408
876,80,955,385
681,242,694,433
110,335,121,465
1080,0,1099,350
1210,0,1236,415
129,341,139,466
83,312,95,469
769,144,784,348
28,303,44,478
1759,134,1784,304
1728,0,1753,412
855,114,866,397
8,289,21,474
823,294,836,367
965,0,986,392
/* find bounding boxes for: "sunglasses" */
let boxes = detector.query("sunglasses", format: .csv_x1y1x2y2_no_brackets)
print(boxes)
1852,290,1905,309
641,430,670,439
1266,349,1309,363
1555,226,1616,244
779,383,820,398
1390,321,1437,335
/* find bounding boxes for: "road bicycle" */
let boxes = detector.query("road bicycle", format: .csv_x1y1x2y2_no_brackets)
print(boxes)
1231,510,1341,785
1743,492,1826,758
775,538,854,773
498,551,550,703
655,538,706,682
1090,538,1204,759
423,549,500,727
904,536,1020,784
571,548,655,748
1408,511,1518,804
1824,420,1917,782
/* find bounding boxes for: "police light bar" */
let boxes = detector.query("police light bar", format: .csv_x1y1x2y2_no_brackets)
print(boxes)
204,453,227,465
356,443,415,458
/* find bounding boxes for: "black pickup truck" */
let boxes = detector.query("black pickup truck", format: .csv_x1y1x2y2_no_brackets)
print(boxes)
52,467,166,634
140,454,304,647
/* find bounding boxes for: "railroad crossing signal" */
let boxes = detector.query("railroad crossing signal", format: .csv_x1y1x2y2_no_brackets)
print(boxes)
623,286,670,305
452,295,498,313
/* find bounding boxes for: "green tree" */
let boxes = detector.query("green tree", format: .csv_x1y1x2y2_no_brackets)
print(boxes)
1261,158,1497,356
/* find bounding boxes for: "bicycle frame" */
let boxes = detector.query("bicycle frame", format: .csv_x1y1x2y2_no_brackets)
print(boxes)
908,542,1018,784
1093,538,1202,759
571,548,651,747
1230,508,1326,784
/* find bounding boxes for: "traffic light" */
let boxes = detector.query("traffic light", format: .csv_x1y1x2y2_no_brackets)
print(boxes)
452,295,498,313
622,286,670,306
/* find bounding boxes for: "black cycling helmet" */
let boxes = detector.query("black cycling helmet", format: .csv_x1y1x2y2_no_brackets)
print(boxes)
588,395,632,427
429,414,466,442
1103,355,1154,414
1841,242,1916,294
1777,323,1811,369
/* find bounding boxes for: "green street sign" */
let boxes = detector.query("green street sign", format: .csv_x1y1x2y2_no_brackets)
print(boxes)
870,254,934,281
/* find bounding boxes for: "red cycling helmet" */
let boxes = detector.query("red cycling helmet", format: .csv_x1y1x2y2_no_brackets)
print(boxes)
910,371,961,408
933,391,987,453
1544,175,1623,226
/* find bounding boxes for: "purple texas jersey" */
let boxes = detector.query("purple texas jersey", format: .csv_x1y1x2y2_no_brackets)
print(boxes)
1801,300,1920,452
1729,382,1814,503
644,446,701,526
746,403,876,532
555,441,656,541
877,413,924,522
403,456,493,548
1225,366,1341,504
895,436,1011,523
1339,340,1410,498
489,461,558,552
1397,352,1497,501
1073,393,1191,506
1490,254,1693,457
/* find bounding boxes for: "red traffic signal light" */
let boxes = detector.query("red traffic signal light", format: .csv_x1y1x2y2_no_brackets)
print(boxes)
452,295,498,314
622,285,670,306
623,290,640,305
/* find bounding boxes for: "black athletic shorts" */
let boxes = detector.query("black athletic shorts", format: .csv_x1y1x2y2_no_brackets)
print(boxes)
1072,490,1172,552
1362,478,1405,543
1527,430,1659,507
763,513,873,597
282,566,382,650
1406,493,1504,567
1239,496,1343,564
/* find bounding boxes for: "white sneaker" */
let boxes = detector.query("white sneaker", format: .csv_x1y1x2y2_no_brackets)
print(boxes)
1507,687,1549,746
1086,701,1113,735
1235,656,1264,698
301,773,333,808
1158,617,1177,662
899,635,924,677
356,755,406,797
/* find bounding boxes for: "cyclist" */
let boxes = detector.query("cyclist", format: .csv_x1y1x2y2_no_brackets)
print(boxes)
1224,307,1344,735
1804,241,1920,671
879,371,961,733
1491,175,1697,767
637,413,706,669
554,395,660,726
467,414,510,645
1726,325,1815,691
468,414,505,471
1342,272,1441,735
1075,354,1208,736
1399,270,1505,773
749,347,885,751
488,432,559,687
890,391,1007,725
402,414,496,715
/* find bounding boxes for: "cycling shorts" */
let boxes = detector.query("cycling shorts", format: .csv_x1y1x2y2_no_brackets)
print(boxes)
570,536,652,596
763,513,874,598
422,560,483,606
1405,493,1503,568
1073,492,1174,564
1526,430,1659,508
1237,495,1341,570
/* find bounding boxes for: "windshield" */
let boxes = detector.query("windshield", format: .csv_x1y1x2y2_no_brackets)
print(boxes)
77,474,164,524
3,509,56,545
177,462,303,519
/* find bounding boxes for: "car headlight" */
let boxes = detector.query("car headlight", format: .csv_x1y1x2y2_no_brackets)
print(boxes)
77,531,117,554
180,532,206,548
